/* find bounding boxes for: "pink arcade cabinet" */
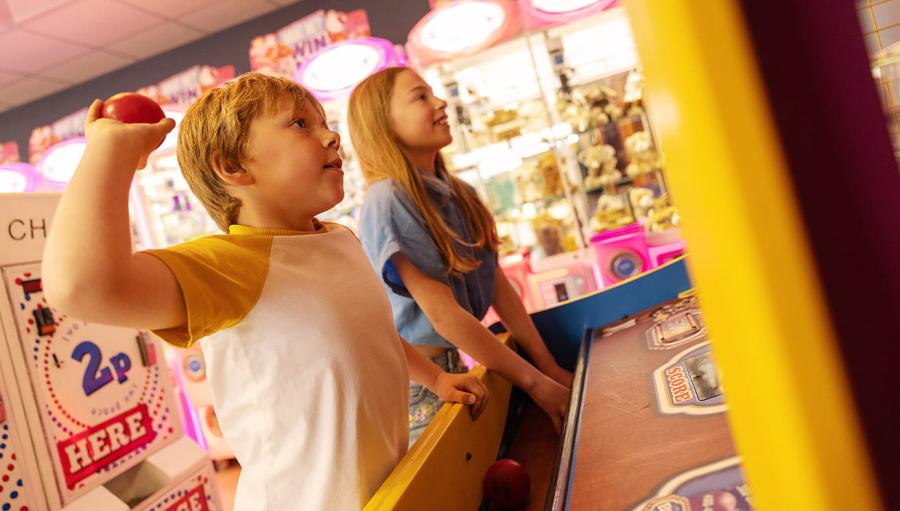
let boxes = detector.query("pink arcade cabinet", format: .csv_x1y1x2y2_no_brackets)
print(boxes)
590,223,652,286
0,193,222,510
527,248,599,308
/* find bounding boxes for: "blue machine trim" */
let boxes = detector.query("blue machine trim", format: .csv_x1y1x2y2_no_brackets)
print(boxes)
532,258,693,370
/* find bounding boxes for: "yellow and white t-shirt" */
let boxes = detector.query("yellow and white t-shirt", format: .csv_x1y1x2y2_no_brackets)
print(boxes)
147,222,409,510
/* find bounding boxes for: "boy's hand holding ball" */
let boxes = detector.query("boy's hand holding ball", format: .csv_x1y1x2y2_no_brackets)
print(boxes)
86,92,175,170
101,93,166,126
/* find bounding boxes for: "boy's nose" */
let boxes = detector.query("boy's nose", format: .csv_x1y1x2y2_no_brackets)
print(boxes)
325,130,340,150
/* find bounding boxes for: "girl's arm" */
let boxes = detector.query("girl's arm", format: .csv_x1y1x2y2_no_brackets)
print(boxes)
492,270,574,388
392,254,569,431
42,100,185,330
400,339,489,419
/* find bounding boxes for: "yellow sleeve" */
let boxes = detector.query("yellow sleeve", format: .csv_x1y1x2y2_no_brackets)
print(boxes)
143,235,272,347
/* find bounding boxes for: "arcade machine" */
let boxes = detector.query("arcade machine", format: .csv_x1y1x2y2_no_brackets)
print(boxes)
406,0,684,304
366,0,897,509
365,259,752,510
526,249,598,310
0,193,223,510
533,264,748,510
31,131,233,463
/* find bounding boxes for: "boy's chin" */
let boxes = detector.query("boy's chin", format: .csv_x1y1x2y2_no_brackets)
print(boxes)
317,191,345,214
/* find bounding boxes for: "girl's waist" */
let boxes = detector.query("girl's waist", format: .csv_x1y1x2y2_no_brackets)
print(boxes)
415,344,452,358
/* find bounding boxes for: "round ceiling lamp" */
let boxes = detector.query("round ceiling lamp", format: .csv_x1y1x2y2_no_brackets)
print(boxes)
296,37,405,100
407,0,521,65
36,137,87,188
520,0,618,27
0,162,39,193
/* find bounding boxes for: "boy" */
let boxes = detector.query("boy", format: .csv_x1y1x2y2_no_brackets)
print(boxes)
42,73,488,510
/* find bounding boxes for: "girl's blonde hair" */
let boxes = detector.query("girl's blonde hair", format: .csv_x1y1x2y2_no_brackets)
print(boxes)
177,72,325,230
348,67,499,274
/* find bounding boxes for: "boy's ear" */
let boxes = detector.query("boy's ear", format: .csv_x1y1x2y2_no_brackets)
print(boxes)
211,153,255,186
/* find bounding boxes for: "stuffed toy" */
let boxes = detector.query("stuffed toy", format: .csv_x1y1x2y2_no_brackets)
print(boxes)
591,191,634,232
624,131,662,178
537,152,564,198
580,144,621,190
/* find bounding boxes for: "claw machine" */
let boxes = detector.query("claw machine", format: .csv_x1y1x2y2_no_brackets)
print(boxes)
0,193,222,510
407,0,686,305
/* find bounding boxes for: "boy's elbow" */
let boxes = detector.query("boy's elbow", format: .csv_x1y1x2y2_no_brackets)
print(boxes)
42,275,88,318
41,263,67,306
42,270,114,322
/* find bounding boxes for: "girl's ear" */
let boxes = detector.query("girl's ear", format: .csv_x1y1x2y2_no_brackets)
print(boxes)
211,153,255,186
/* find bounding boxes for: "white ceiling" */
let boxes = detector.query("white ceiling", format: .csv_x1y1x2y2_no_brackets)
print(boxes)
0,0,303,113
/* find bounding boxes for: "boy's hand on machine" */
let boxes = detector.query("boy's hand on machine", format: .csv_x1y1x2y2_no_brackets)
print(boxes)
530,376,570,433
434,372,490,420
84,99,175,170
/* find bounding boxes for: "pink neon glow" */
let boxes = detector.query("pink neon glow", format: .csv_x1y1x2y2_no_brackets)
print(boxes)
36,137,87,188
296,37,405,100
0,162,40,192
520,0,619,28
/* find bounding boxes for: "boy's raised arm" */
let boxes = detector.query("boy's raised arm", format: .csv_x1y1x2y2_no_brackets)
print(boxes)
42,99,186,331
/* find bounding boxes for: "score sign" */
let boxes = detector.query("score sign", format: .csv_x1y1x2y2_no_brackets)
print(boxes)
57,403,156,489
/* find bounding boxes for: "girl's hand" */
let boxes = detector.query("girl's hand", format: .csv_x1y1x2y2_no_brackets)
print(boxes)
529,376,570,433
84,99,175,171
434,372,490,420
542,363,574,389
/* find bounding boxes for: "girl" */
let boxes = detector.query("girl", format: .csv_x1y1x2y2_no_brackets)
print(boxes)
348,67,572,444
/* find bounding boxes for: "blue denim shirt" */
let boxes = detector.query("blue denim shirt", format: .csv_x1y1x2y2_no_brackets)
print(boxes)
359,171,498,348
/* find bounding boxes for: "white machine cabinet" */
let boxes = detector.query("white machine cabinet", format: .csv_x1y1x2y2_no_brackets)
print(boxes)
0,193,222,510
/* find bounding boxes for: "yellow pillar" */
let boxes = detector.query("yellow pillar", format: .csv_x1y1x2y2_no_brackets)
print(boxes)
623,0,883,509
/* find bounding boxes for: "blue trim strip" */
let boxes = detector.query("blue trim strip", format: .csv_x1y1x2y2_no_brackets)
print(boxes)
532,259,693,370
562,327,593,511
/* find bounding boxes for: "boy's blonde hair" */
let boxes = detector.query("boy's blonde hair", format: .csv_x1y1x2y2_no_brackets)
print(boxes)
348,67,499,275
177,72,325,230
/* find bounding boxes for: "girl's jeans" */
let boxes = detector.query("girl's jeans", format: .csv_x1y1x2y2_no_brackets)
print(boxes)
407,348,467,447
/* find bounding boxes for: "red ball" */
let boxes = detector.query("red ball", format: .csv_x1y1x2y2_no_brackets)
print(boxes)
484,458,530,509
101,92,165,124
